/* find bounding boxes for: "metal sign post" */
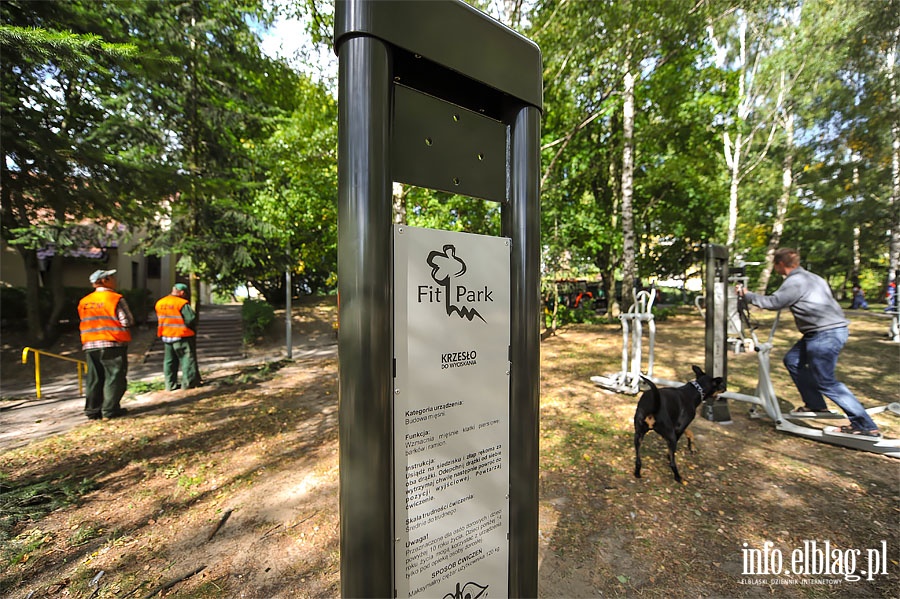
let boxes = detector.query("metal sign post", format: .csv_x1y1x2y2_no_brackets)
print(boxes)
334,1,542,597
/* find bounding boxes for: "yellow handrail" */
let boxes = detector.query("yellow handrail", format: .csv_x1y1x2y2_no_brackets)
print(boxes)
21,347,87,399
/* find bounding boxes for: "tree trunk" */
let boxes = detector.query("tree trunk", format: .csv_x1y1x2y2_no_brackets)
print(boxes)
606,129,620,318
19,248,47,347
190,272,201,316
889,40,899,285
549,279,559,332
620,65,636,312
758,112,794,293
725,137,741,253
601,264,615,319
393,183,407,224
187,4,201,316
41,252,67,345
890,123,899,285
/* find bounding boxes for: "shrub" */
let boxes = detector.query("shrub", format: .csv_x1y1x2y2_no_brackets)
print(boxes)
119,288,152,325
0,287,27,324
1,286,152,328
0,286,83,329
242,299,275,344
547,300,601,327
651,306,677,321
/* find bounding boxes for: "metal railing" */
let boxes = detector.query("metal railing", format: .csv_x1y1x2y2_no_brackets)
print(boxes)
21,347,86,399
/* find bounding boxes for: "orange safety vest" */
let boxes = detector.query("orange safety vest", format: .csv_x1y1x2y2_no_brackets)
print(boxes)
78,290,132,344
155,295,195,338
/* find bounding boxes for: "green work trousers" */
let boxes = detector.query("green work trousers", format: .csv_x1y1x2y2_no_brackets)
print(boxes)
163,338,201,390
84,346,128,418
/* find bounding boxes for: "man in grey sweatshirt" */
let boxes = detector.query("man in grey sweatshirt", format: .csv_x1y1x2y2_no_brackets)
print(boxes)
736,248,881,436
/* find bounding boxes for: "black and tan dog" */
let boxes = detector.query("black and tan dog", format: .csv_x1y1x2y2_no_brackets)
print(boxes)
633,366,725,484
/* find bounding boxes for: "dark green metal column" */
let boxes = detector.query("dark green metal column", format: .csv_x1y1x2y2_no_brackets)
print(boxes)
503,104,542,598
336,34,394,598
703,243,732,423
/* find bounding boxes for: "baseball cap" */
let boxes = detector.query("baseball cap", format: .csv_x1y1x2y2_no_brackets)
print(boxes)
174,283,189,292
89,269,117,284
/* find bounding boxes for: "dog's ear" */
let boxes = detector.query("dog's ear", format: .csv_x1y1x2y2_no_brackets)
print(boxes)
692,365,703,378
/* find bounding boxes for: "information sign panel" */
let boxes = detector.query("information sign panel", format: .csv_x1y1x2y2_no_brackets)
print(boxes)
393,225,511,599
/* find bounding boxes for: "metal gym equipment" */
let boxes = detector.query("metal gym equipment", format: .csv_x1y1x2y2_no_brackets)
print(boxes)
334,1,542,597
726,263,754,354
592,243,899,458
591,245,734,397
888,308,900,342
702,244,734,422
703,245,900,457
721,295,900,458
590,288,662,394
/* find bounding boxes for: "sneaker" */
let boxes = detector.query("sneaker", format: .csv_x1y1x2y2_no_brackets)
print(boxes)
104,408,129,419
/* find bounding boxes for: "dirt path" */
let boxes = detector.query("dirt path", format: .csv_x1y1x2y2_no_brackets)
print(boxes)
1,307,898,598
0,301,337,452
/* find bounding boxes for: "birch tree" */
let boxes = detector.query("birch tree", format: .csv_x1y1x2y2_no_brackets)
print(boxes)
708,9,783,254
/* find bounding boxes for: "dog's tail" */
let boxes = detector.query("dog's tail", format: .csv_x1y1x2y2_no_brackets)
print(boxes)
635,375,661,420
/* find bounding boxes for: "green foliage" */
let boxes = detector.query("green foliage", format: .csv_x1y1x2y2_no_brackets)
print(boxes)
530,0,729,290
127,380,166,394
404,187,501,236
217,359,289,385
653,287,694,307
244,75,339,302
1,1,176,343
68,525,100,547
0,23,139,65
119,287,152,325
211,287,237,305
650,306,678,322
729,0,897,288
2,0,893,338
546,300,605,328
1,528,52,568
0,286,88,328
0,475,97,556
241,299,275,344
177,473,205,496
0,287,27,324
130,0,315,302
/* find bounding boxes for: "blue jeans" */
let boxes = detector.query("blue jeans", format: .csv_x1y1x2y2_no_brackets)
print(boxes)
782,326,878,431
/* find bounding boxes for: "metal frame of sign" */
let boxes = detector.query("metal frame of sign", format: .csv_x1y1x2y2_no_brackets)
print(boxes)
334,1,542,597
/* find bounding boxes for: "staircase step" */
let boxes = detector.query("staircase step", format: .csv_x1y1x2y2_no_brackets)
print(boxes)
142,304,246,365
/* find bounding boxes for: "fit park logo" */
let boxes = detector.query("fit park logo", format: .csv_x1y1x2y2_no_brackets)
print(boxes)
417,244,494,324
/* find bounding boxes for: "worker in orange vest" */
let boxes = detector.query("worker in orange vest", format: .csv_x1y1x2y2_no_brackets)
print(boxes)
78,269,134,420
155,283,201,391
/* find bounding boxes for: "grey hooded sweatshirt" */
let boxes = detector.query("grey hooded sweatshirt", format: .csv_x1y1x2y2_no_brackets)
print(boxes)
744,267,847,335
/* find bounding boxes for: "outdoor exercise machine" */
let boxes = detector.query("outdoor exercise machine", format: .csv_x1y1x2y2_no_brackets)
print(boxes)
590,288,660,394
591,244,734,397
592,243,899,458
719,293,900,458
700,244,900,458
888,308,899,343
